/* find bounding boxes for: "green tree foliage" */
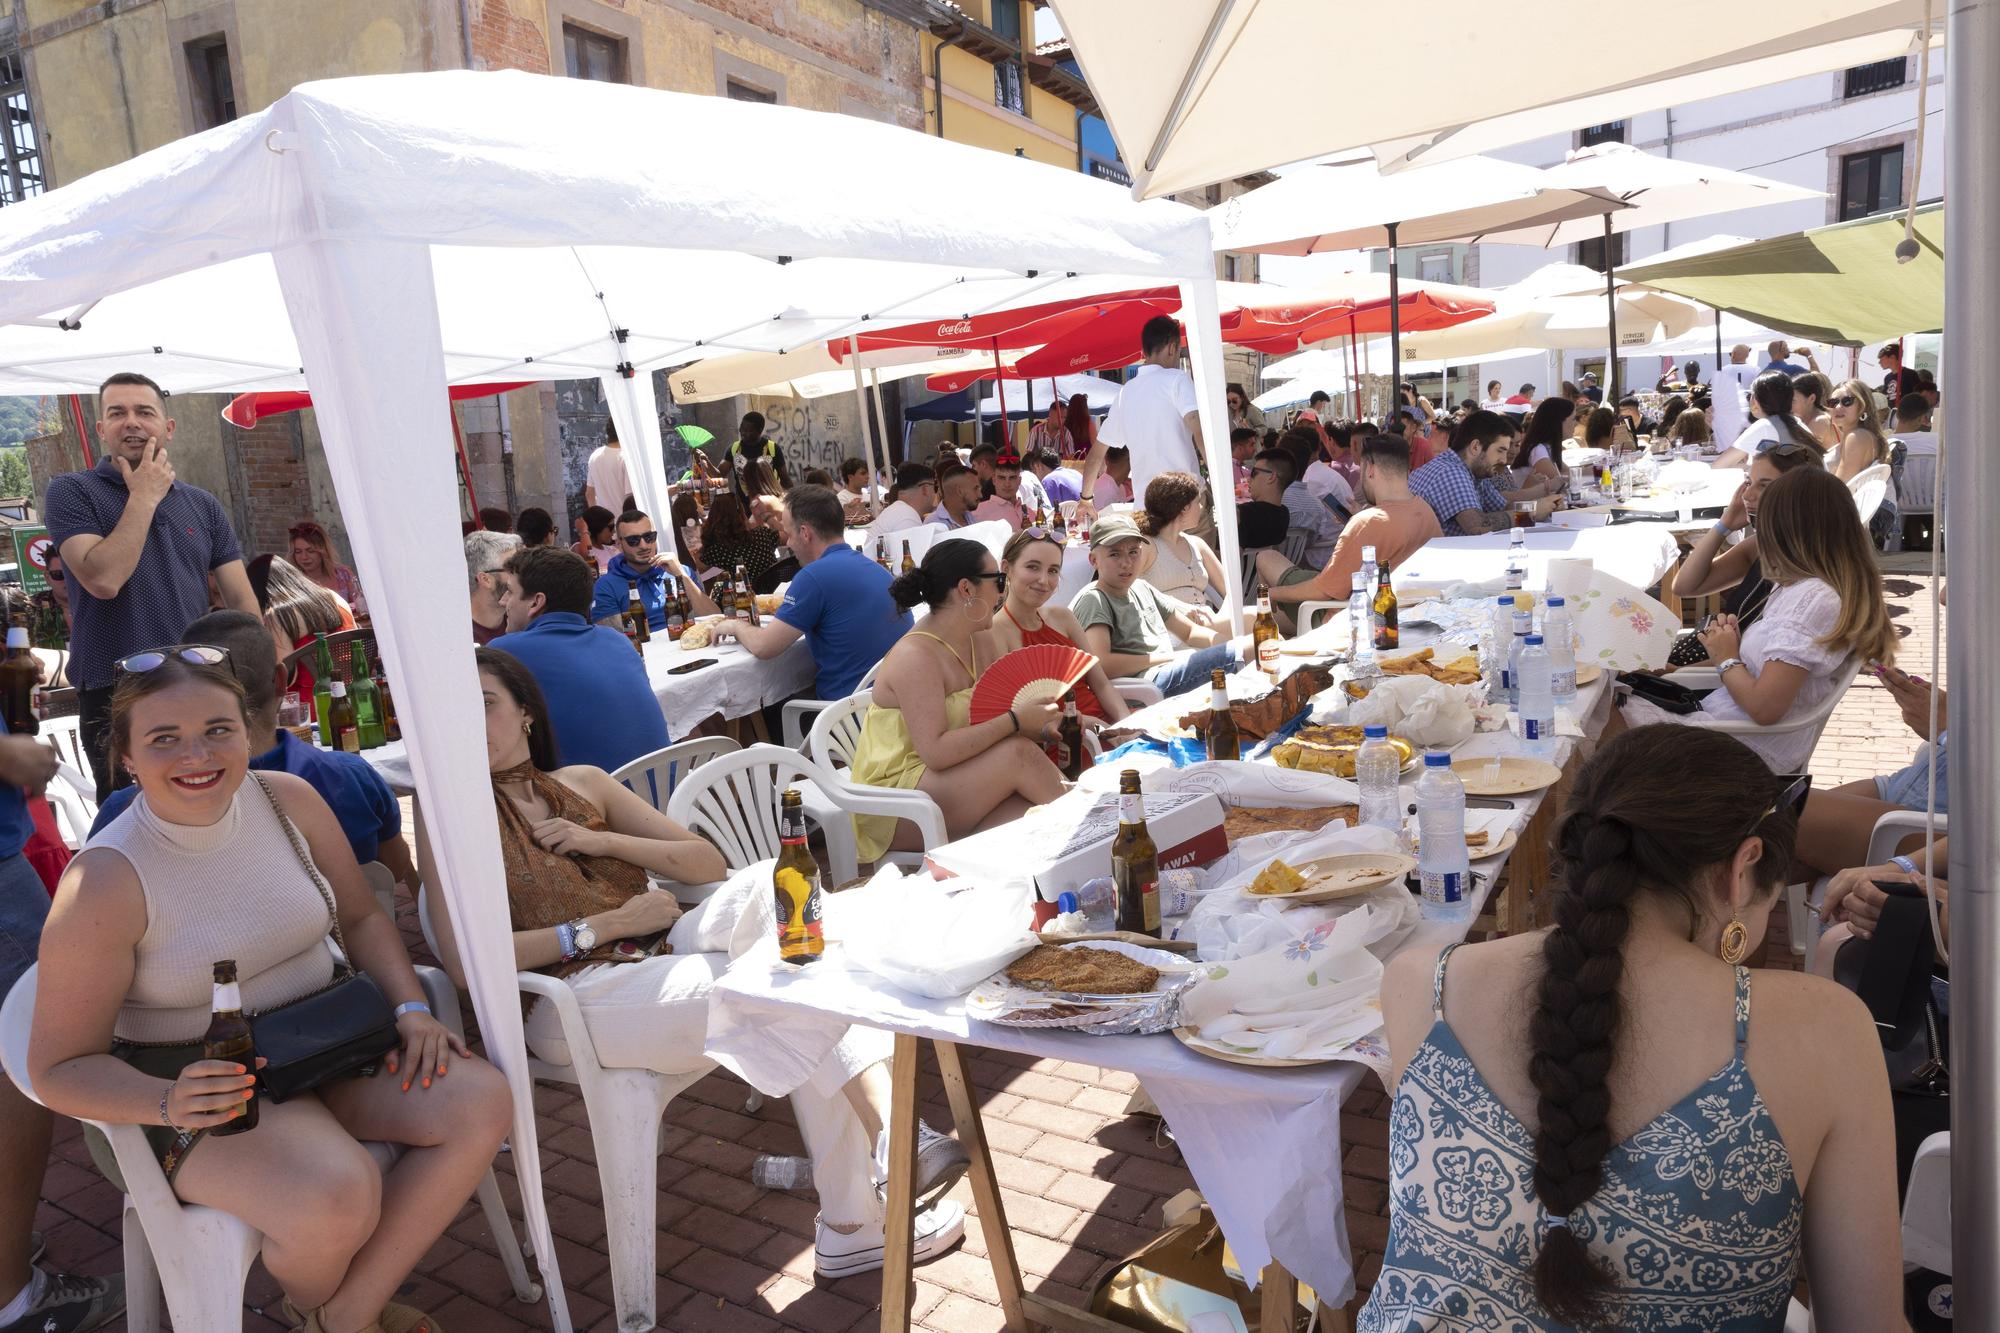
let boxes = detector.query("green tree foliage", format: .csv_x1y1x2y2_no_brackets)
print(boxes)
0,397,58,448
0,449,28,498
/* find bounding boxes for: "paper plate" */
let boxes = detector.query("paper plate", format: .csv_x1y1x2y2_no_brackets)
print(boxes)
1246,852,1417,905
1452,756,1563,796
1469,826,1519,860
1574,664,1604,686
1173,1025,1336,1069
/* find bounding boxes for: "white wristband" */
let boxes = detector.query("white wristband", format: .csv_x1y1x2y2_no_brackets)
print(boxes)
394,1001,432,1020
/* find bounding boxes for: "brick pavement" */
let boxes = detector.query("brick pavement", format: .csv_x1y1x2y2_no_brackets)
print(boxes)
28,569,1944,1331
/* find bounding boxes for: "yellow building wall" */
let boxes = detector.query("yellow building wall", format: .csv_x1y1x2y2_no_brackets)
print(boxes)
921,26,1078,171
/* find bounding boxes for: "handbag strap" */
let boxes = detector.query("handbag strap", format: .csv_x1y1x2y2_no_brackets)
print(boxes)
249,772,357,977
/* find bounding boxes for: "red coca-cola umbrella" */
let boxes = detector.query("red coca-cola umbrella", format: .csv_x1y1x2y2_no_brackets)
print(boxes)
222,382,533,525
828,287,1175,359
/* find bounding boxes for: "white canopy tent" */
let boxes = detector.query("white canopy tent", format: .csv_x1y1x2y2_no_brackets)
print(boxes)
0,70,1246,1330
1398,269,1704,360
1042,0,1934,197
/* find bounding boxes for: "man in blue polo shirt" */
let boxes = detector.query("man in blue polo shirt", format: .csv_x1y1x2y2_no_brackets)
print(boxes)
590,508,719,631
45,372,260,801
494,547,669,773
88,612,413,884
711,484,910,699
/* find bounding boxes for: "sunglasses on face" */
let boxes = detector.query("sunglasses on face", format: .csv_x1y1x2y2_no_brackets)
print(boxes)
969,571,1006,592
622,531,659,546
45,568,62,582
1249,465,1278,478
1829,395,1859,408
117,644,231,675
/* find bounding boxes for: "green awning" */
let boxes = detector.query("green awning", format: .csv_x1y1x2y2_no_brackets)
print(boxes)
1620,204,1942,346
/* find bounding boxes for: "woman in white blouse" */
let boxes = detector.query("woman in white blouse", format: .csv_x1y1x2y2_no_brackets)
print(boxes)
1614,465,1894,771
1134,471,1224,612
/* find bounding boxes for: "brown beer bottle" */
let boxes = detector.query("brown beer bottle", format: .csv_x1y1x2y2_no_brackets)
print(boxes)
0,624,39,736
203,960,259,1135
900,540,918,575
666,579,687,641
738,565,762,627
1111,769,1161,937
875,537,892,572
1204,669,1240,762
1253,584,1282,676
1055,693,1085,781
327,680,361,754
623,586,652,648
1373,574,1400,651
376,669,401,743
773,790,824,965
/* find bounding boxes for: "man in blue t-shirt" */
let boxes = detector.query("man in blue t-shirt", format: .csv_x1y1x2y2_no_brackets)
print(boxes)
712,484,911,700
492,546,669,774
89,611,412,884
590,508,719,631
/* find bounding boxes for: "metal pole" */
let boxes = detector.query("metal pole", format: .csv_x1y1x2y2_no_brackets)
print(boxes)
991,338,1009,452
1386,220,1403,409
1347,316,1359,420
846,335,882,504
1948,0,1999,1319
1713,304,1723,376
867,369,894,477
1602,213,1619,401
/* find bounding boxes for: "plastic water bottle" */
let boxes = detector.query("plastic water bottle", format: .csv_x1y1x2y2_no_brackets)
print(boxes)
752,1155,815,1190
1503,595,1532,707
1349,572,1376,673
1543,596,1577,710
1360,544,1380,599
1415,752,1472,921
1505,527,1527,592
1517,634,1556,760
1483,595,1513,699
1356,725,1401,831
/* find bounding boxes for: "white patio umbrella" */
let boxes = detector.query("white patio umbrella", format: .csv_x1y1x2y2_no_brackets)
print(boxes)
1398,263,1703,360
1210,154,1626,382
1476,145,1823,395
1042,0,1931,198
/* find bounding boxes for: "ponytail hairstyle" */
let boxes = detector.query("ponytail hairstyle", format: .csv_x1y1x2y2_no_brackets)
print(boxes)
1529,725,1799,1326
887,537,993,613
1749,371,1821,452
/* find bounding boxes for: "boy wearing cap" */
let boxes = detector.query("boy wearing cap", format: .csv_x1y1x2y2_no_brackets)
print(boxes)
1070,515,1244,698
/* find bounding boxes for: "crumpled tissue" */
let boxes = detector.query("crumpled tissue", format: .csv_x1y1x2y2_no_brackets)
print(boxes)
1327,674,1480,748
1186,822,1420,962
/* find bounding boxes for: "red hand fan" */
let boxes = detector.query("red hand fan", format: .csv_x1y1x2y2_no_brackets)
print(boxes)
968,644,1097,725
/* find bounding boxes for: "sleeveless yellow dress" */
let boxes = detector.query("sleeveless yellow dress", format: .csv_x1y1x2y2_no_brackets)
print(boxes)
847,633,976,863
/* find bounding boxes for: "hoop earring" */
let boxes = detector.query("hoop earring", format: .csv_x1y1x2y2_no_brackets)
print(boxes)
1718,916,1749,966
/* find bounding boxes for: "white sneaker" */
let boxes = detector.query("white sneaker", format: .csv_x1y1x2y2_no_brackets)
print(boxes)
872,1121,971,1213
814,1199,966,1279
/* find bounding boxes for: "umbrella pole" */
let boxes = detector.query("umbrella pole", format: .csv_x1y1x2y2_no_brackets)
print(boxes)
868,369,894,475
992,338,1009,452
1603,213,1620,401
1387,221,1402,411
1347,317,1358,420
847,335,882,504
1713,305,1723,377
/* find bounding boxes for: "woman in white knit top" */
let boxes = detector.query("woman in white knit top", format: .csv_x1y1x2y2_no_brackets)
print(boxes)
29,651,510,1333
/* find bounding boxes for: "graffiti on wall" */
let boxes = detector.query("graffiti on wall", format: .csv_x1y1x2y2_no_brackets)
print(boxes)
555,373,692,520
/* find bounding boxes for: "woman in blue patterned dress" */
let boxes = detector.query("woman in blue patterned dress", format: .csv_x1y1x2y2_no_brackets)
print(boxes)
1360,725,1908,1332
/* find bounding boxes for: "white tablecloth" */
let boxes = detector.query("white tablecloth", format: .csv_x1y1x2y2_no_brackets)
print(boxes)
1393,525,1679,598
644,634,816,738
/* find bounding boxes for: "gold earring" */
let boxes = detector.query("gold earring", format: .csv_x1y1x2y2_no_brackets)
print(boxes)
522,720,532,733
1718,916,1749,966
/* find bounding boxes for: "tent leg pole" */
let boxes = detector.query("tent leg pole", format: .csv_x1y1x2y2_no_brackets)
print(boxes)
868,369,894,475
992,338,1008,452
1602,212,1620,402
1386,221,1402,412
1713,304,1723,376
1948,0,2000,1324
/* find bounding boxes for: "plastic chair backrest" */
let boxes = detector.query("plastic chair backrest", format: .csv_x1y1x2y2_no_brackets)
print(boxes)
1897,451,1939,512
1279,527,1311,564
0,962,39,1105
611,736,739,811
1848,463,1891,524
664,744,838,872
805,693,872,770
1902,1131,1952,1274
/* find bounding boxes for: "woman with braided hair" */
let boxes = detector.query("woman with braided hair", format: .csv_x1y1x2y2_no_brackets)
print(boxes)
1358,726,1907,1332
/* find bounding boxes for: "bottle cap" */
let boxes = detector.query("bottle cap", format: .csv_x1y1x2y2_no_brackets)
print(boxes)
1057,891,1080,914
3,627,25,649
1546,595,1565,607
1510,526,1524,538
1497,595,1513,605
1526,634,1544,645
1361,545,1377,561
1363,724,1387,738
1424,751,1451,767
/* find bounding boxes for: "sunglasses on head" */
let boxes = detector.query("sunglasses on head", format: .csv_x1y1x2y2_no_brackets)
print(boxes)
622,531,659,546
117,644,231,675
1744,772,1812,838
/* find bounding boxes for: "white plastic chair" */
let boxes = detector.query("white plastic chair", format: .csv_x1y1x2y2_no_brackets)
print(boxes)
803,698,948,871
780,656,885,750
1902,1131,1952,1275
1848,462,1891,525
667,743,945,872
610,735,738,812
1786,808,1946,964
1297,600,1343,633
418,884,702,1333
1667,656,1862,775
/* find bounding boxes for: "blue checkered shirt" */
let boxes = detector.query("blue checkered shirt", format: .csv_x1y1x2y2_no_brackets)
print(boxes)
45,458,245,688
1407,449,1508,537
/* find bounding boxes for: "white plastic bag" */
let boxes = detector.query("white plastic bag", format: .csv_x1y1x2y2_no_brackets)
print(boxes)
1185,823,1419,962
1398,682,1479,748
837,865,1039,998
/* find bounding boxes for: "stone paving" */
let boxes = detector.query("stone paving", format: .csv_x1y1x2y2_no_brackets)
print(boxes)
28,569,1944,1331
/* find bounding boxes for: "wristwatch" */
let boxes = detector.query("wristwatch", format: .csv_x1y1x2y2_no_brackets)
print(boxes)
1715,657,1747,677
569,918,598,957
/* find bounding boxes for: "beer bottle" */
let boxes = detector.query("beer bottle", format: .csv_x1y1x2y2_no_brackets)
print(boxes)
1111,769,1161,938
900,540,918,576
1373,571,1400,652
773,790,825,965
666,579,687,641
875,537,892,572
623,586,652,649
348,642,385,749
1253,584,1282,676
1204,669,1240,762
202,960,259,1136
327,680,361,754
738,565,761,627
1054,693,1085,781
0,624,40,736
376,668,401,743
312,633,336,746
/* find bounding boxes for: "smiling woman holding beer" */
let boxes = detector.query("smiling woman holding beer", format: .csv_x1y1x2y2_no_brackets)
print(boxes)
28,647,511,1333
421,648,969,1279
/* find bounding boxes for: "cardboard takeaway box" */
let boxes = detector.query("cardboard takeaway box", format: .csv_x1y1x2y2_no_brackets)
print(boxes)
925,789,1228,901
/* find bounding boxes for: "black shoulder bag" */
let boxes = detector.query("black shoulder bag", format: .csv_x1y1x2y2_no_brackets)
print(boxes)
246,774,401,1103
1834,881,1948,1097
